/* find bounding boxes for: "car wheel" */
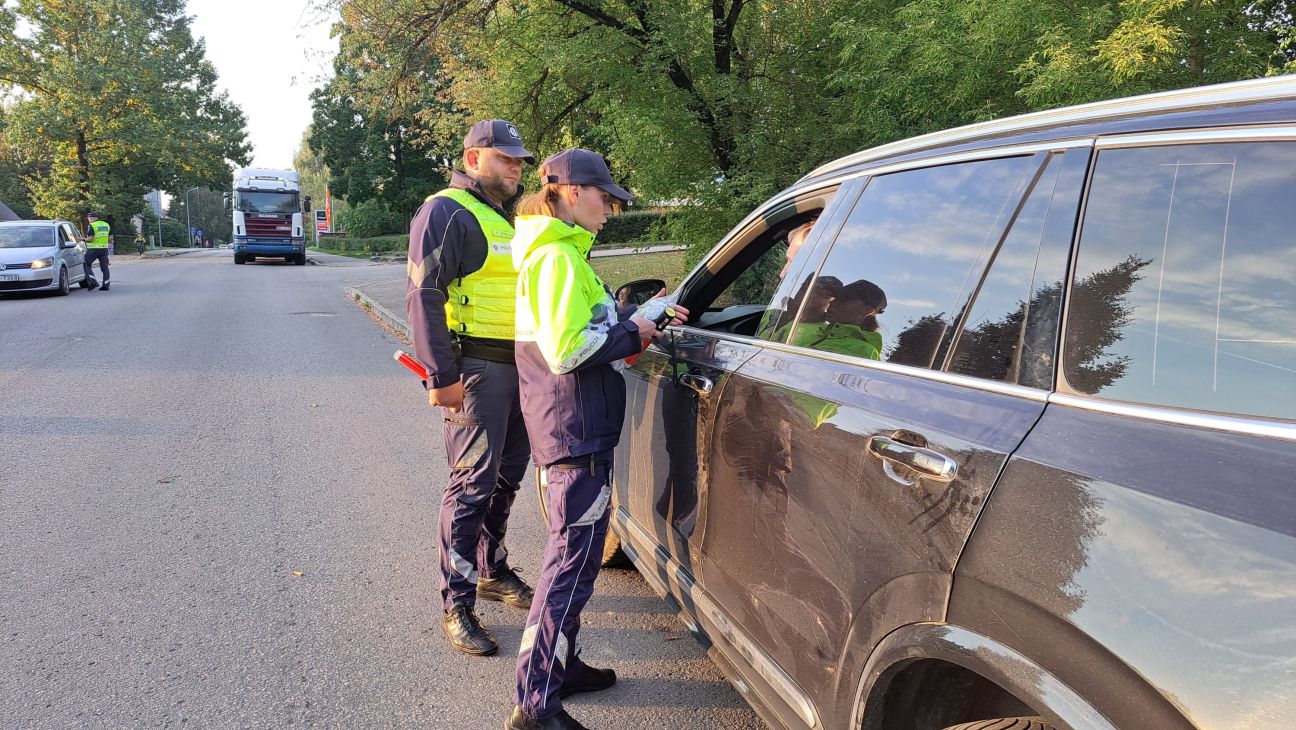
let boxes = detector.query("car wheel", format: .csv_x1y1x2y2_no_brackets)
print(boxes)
941,717,1057,730
56,266,70,296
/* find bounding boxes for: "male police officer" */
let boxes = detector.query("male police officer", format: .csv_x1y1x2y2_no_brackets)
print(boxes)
83,212,111,291
407,120,537,656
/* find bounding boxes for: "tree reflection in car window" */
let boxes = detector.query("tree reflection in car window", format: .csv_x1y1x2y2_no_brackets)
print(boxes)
792,155,1038,369
946,151,1088,388
1063,142,1296,420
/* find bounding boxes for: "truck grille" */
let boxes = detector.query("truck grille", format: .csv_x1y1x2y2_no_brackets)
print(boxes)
243,216,293,239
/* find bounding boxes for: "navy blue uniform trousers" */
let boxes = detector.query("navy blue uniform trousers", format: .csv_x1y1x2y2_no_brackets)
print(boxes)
514,452,613,719
84,248,109,283
438,355,530,609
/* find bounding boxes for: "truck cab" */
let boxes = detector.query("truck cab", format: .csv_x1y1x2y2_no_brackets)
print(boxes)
227,168,311,265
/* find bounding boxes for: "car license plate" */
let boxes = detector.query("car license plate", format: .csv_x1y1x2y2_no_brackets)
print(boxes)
0,274,18,282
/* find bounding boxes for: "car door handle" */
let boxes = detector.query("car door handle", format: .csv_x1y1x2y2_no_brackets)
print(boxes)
677,372,714,395
867,436,958,482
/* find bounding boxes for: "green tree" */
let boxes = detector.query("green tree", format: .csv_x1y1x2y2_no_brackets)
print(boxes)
167,187,233,244
0,104,41,218
0,0,251,232
307,21,452,228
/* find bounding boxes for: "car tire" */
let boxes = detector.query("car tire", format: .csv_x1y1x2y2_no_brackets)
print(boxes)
941,717,1057,730
601,532,633,569
56,266,69,296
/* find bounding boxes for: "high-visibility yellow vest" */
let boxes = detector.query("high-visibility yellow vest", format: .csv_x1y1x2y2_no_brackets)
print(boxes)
431,188,517,341
87,220,111,249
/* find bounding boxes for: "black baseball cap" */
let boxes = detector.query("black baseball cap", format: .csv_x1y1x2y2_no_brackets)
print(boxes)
463,119,535,163
86,212,99,218
539,148,634,204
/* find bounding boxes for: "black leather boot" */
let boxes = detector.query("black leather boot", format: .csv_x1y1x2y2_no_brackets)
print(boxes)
477,567,535,609
441,604,497,656
558,663,617,698
505,706,589,729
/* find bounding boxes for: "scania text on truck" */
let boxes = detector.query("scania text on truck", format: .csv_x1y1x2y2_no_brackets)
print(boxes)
225,168,312,265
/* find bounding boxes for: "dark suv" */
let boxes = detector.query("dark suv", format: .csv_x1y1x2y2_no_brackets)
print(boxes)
609,75,1296,729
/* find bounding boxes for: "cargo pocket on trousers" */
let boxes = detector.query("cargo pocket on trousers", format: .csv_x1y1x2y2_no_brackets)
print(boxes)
445,414,489,471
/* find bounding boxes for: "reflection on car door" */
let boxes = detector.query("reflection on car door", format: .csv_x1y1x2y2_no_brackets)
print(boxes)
689,148,1090,721
950,137,1296,729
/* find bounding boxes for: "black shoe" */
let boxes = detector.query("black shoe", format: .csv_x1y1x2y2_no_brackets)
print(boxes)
441,605,497,656
100,283,109,291
558,663,617,699
477,568,535,609
505,706,588,730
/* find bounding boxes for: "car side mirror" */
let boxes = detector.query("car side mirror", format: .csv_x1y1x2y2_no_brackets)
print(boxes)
303,195,312,214
223,192,232,212
616,278,666,309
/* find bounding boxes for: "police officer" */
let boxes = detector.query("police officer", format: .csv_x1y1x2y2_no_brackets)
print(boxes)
83,212,111,291
406,120,537,656
507,149,688,730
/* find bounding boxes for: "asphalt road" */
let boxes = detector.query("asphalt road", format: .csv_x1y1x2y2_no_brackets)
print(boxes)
0,250,762,729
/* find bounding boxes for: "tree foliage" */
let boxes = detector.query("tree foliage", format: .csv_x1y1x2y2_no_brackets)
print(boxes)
0,0,250,230
307,21,454,228
322,0,1293,249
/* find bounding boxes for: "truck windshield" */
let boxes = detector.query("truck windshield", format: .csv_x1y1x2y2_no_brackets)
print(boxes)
0,225,54,248
235,191,300,215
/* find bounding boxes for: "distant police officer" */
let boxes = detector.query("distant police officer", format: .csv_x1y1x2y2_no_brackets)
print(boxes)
83,212,111,291
507,149,687,730
407,120,538,656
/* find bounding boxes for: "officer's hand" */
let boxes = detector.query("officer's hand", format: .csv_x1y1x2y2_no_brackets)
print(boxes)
429,380,465,413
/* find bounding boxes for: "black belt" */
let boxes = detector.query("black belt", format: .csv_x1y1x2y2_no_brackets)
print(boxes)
458,338,515,364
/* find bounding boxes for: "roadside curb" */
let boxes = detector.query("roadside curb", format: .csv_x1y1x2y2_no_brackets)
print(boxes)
135,248,203,260
590,244,687,258
347,286,411,340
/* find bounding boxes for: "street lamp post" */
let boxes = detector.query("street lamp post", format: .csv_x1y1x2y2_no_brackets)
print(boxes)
184,187,200,248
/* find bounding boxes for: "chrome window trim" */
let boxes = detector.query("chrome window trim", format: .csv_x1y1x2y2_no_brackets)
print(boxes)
803,75,1296,181
660,327,1050,402
1047,393,1296,441
1094,125,1296,148
832,138,1093,183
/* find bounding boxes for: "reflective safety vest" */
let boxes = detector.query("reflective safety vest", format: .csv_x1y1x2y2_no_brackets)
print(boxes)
87,220,111,249
431,188,517,341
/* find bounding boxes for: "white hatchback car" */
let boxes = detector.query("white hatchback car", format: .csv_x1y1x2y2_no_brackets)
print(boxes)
0,220,90,296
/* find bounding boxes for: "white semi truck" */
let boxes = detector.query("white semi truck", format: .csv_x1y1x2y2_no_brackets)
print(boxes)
225,168,311,265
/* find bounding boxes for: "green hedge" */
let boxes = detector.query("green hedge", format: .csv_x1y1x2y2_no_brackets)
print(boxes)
596,210,666,246
318,233,407,254
337,199,404,239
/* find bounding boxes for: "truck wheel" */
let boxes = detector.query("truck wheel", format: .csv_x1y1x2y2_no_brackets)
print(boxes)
941,718,1057,730
234,253,245,264
295,253,307,265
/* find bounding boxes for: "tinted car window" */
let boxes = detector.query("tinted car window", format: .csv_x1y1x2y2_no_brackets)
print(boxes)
946,151,1088,388
787,155,1039,367
1062,141,1296,420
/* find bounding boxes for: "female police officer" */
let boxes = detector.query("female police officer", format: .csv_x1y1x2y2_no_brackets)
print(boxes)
506,149,687,730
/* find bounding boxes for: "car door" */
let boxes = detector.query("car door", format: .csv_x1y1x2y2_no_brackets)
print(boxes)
949,132,1296,729
58,223,84,275
684,145,1092,726
613,183,853,587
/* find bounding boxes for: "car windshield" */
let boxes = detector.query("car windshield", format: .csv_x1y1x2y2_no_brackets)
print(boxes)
0,225,54,249
235,191,299,214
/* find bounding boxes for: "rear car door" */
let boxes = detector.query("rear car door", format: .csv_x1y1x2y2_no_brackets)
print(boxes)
627,141,1093,727
950,131,1296,729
